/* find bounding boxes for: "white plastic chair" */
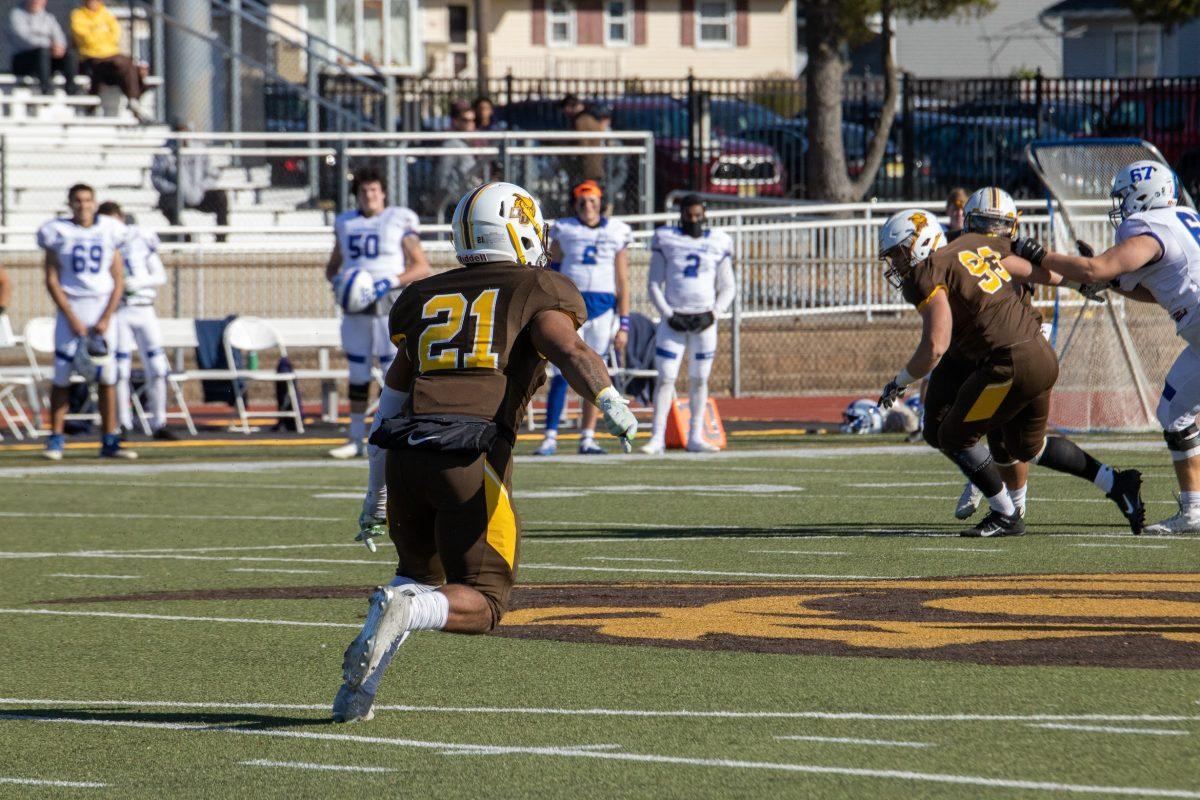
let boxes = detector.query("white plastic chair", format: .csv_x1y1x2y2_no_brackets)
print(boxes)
22,316,100,426
0,374,38,439
222,316,305,434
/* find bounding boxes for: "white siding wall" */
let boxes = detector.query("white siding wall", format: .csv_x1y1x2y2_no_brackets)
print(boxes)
894,0,1063,77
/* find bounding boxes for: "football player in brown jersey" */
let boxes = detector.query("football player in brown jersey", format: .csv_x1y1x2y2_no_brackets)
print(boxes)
876,206,1144,538
331,182,638,723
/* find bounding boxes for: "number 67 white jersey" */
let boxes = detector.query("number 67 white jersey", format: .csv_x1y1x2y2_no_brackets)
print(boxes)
1115,206,1200,335
37,215,129,299
649,225,734,314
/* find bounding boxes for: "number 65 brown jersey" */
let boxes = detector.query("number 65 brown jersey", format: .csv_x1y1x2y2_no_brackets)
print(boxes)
901,231,1043,362
389,263,587,438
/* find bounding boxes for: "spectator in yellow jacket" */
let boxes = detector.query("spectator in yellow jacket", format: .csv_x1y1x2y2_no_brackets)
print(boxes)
70,0,150,122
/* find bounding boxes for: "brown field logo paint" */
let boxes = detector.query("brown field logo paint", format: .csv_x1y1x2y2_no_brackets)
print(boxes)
43,573,1200,668
497,573,1200,668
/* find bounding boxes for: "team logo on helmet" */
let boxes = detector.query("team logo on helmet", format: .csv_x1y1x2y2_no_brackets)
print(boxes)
511,193,541,235
909,211,929,232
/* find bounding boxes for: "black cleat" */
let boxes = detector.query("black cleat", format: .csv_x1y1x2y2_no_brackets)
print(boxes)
962,510,1026,538
1106,469,1145,535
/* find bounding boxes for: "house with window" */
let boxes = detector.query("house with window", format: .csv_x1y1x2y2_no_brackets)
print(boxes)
267,0,795,79
1040,0,1200,77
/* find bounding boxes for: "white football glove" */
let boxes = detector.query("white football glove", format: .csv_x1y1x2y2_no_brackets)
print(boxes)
595,386,638,453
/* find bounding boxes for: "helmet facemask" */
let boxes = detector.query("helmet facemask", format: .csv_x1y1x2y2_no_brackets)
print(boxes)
881,237,916,288
964,211,1017,238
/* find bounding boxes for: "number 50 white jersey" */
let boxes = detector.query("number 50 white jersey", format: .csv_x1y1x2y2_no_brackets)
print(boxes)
334,206,420,284
649,225,734,313
37,215,129,299
1116,206,1200,335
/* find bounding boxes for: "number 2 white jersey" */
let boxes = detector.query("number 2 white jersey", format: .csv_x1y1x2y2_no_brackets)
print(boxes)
334,206,419,285
649,225,734,313
549,215,632,318
36,215,128,299
1115,206,1200,334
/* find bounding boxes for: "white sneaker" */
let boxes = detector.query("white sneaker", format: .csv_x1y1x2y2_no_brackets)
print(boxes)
331,683,376,723
639,439,665,455
328,440,365,460
534,437,557,456
1143,499,1200,535
686,438,720,453
954,481,984,520
342,586,413,689
127,98,153,124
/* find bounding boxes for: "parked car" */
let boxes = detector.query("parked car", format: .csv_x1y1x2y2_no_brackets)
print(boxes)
741,119,903,196
1105,88,1200,165
951,99,1104,136
706,98,789,138
914,117,1065,196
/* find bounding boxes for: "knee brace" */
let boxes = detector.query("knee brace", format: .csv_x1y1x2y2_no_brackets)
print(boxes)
1164,423,1200,455
986,429,1016,467
348,382,371,404
945,442,1004,498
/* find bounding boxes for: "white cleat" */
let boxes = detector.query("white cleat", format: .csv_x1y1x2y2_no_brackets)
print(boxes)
342,586,413,689
954,480,984,520
533,437,557,456
1143,500,1200,535
639,439,665,455
686,438,720,453
328,440,365,460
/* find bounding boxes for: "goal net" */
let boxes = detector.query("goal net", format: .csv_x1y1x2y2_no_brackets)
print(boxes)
1026,138,1195,432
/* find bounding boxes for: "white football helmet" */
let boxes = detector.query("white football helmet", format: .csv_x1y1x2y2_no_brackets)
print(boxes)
842,399,883,435
451,182,548,267
1110,160,1178,227
332,269,377,314
879,208,946,287
963,187,1019,237
73,333,113,378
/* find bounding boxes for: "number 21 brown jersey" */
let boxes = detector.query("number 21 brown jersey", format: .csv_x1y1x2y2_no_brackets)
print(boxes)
901,232,1043,363
389,264,587,438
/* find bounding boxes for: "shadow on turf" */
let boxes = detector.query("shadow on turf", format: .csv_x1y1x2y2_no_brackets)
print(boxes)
523,522,1122,539
0,708,332,729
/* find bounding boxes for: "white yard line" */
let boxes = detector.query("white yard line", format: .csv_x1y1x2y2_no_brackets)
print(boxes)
228,568,329,575
914,548,1004,554
240,759,395,773
580,557,682,563
750,550,850,556
312,493,362,499
775,735,933,748
521,564,913,579
1029,724,1190,737
0,776,106,788
846,482,961,488
4,712,1199,798
1072,544,1171,550
2,698,1199,723
0,510,341,523
0,608,358,629
47,573,142,580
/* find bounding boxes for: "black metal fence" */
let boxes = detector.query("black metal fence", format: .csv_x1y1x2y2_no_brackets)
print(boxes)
282,74,1200,207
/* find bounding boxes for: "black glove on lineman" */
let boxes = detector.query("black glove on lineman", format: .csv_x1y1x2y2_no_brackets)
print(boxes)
1011,237,1047,266
1075,239,1095,258
668,311,716,333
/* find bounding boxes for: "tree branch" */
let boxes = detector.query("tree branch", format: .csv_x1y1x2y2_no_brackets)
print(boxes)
850,0,899,199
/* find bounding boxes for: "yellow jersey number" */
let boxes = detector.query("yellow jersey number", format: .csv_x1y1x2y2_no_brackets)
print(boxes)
417,288,500,372
957,246,1012,295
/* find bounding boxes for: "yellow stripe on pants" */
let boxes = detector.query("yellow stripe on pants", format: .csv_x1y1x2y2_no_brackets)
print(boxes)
964,379,1013,423
483,462,517,569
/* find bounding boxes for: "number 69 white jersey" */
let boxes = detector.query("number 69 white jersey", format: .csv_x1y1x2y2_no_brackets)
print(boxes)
649,225,734,313
334,206,420,285
1115,206,1200,334
37,215,129,299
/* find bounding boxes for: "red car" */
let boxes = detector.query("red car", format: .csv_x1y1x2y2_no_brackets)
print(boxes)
1106,88,1200,165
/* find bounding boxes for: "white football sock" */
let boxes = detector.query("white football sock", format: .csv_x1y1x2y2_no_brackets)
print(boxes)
1093,464,1115,494
407,590,450,631
349,412,366,443
986,488,1016,516
387,575,436,593
580,428,595,442
1182,491,1200,512
651,382,674,442
542,429,558,441
688,379,709,442
1009,485,1027,513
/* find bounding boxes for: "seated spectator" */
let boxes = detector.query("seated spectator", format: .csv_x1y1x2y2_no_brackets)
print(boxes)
473,96,505,132
152,120,230,242
7,0,79,97
70,0,150,122
433,100,483,222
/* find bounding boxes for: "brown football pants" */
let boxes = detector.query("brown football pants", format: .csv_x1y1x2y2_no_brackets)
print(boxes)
386,438,519,631
922,338,1060,463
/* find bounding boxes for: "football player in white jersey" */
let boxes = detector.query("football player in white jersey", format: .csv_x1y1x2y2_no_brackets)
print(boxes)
326,166,431,462
641,195,736,454
37,184,135,460
1014,161,1200,533
535,180,632,455
97,202,176,440
0,262,11,346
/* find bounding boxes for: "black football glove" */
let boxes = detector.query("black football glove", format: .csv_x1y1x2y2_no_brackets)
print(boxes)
689,310,716,332
666,313,691,332
1075,239,1095,258
878,379,906,410
1012,237,1046,266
